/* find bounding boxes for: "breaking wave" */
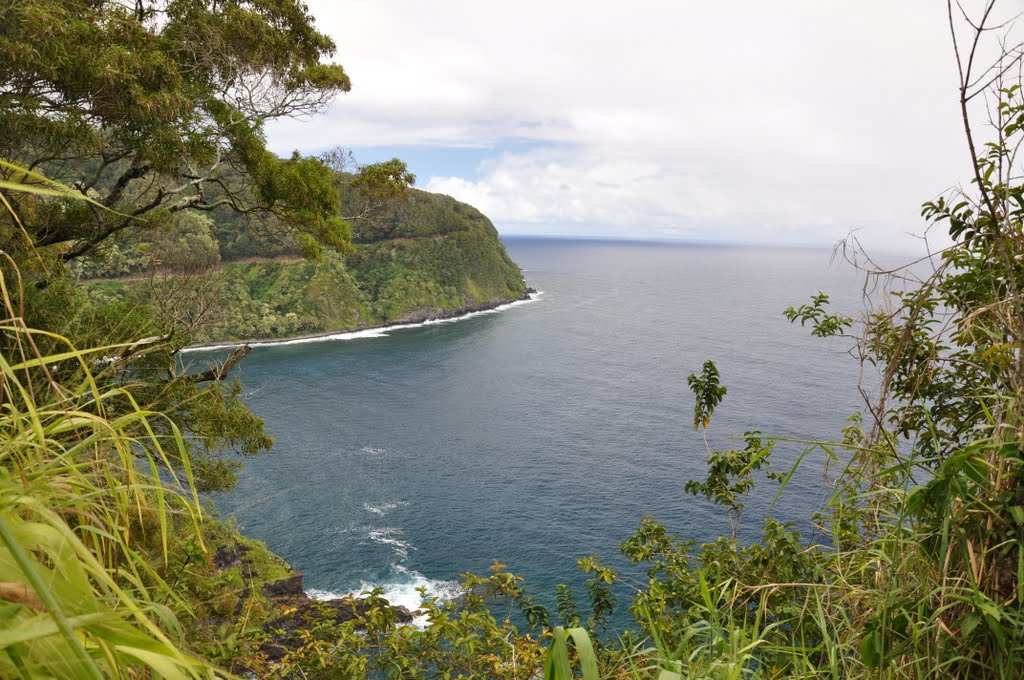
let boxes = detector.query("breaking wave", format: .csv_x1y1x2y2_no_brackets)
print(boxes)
182,291,543,353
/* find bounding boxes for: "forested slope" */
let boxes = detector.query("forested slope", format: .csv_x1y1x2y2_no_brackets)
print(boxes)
7,0,1024,678
82,184,529,344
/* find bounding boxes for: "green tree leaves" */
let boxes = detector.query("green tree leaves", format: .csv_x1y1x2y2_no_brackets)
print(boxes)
683,432,775,540
783,292,853,338
687,359,727,431
0,0,352,260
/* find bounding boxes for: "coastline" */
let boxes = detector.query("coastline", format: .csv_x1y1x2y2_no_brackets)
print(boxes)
182,288,540,353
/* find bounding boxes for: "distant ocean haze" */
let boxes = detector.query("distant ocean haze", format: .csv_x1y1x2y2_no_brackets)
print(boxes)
207,237,875,624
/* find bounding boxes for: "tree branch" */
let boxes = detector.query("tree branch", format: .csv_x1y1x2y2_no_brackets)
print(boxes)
187,345,251,383
59,190,163,260
103,163,151,208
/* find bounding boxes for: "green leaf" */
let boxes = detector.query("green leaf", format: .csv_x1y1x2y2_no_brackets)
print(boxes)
860,632,881,669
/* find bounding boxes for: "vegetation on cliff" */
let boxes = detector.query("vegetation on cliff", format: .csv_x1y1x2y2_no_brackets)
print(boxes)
79,184,528,344
2,0,1024,678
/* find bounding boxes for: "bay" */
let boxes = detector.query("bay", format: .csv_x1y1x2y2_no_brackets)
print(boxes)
207,237,876,620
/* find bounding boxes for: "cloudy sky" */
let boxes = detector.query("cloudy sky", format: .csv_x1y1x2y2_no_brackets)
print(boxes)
266,1,1008,254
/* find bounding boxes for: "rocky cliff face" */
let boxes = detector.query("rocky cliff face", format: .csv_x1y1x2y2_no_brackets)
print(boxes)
257,570,414,662
84,188,529,345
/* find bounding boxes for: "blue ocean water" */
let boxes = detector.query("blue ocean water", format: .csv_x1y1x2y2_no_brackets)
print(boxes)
204,237,874,622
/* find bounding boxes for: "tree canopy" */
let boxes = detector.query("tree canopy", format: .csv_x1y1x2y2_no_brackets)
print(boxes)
0,0,384,491
0,0,353,260
6,0,1024,677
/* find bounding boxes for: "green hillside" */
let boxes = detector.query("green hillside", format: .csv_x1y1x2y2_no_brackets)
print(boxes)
82,185,529,344
9,1,1024,677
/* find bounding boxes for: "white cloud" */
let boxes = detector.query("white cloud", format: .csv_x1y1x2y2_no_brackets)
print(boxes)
266,0,1014,253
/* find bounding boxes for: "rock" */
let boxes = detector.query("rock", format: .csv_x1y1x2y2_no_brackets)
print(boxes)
212,541,247,572
262,571,305,598
258,592,415,662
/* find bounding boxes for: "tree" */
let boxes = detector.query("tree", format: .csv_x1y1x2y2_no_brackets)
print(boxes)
0,0,352,261
629,4,1024,674
319,147,418,242
0,0,372,490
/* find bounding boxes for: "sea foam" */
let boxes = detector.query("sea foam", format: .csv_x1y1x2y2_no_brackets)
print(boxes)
181,291,543,353
363,500,409,517
307,566,462,628
367,527,415,559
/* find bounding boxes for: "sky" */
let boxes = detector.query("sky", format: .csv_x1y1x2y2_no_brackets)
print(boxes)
265,1,1014,255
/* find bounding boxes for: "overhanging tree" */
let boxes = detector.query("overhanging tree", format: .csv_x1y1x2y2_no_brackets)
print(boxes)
0,0,416,490
0,0,358,260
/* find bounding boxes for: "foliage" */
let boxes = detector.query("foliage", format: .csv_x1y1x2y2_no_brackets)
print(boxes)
0,162,273,495
8,0,1024,677
72,211,221,279
0,1,381,496
83,187,529,344
782,292,853,338
0,0,359,494
0,0,351,261
686,359,727,432
544,626,600,680
0,268,225,678
577,556,618,633
684,428,776,540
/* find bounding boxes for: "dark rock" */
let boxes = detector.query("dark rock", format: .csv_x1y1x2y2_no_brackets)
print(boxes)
258,592,415,661
212,541,247,572
189,287,538,351
262,571,305,598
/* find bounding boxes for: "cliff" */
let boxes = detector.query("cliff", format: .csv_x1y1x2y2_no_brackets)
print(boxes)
81,186,529,345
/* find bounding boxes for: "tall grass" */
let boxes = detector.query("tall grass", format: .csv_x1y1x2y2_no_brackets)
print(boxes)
0,265,226,678
0,159,226,678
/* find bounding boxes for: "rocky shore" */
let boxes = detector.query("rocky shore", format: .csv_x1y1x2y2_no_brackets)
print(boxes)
184,288,538,352
258,571,415,662
209,529,415,662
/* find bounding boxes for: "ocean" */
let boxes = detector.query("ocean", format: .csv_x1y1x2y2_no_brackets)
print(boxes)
204,237,875,625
